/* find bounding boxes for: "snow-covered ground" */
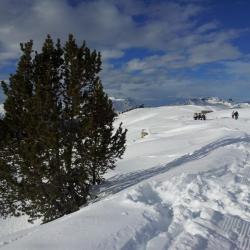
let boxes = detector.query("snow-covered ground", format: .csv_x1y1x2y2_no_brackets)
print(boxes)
1,104,250,250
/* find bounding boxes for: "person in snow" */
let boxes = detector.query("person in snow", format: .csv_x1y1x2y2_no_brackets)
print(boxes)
234,111,239,120
201,113,206,120
232,111,235,119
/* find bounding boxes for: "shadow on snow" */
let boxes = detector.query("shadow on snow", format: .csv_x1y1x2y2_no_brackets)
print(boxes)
92,135,250,202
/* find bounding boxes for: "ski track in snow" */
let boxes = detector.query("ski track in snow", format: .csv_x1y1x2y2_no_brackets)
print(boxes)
95,135,250,201
79,136,250,250
120,145,250,250
1,105,250,249
0,229,36,248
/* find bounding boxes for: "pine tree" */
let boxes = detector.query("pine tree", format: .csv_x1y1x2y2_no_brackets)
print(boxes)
0,41,34,217
85,82,127,185
0,34,127,222
19,36,67,221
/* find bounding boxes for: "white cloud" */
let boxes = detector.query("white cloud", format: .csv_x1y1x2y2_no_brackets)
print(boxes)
101,49,124,60
0,0,247,103
127,59,147,71
221,58,250,79
0,0,241,63
188,41,241,65
196,22,219,33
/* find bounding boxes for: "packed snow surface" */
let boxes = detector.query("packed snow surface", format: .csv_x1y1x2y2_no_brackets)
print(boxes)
1,104,250,250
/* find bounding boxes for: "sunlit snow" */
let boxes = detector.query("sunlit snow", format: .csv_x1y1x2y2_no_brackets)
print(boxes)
1,103,250,250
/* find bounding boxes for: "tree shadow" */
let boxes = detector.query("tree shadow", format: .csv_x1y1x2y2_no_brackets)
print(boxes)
92,135,250,202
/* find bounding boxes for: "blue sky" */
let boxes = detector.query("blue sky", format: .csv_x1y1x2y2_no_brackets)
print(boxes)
0,0,250,105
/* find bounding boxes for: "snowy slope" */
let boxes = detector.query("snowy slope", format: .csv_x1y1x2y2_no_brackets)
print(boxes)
1,104,250,250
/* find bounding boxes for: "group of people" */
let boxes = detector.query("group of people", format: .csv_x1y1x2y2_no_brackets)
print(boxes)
232,111,239,120
193,110,240,121
193,112,206,120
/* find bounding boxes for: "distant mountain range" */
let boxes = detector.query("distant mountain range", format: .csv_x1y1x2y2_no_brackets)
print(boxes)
185,97,234,108
109,96,238,112
185,97,250,109
109,97,142,113
1,97,250,117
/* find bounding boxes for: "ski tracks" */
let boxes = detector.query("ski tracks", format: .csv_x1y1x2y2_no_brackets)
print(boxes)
2,136,250,249
109,136,250,250
121,171,250,249
95,135,250,201
0,227,38,249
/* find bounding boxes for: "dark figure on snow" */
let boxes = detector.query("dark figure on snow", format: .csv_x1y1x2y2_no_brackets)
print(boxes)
234,111,239,120
193,112,206,120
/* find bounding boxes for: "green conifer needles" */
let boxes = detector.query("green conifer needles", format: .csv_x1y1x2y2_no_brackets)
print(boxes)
0,34,127,223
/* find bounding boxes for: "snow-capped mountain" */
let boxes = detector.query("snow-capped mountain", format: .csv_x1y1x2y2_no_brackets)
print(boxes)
109,96,141,113
185,97,250,109
109,96,248,110
185,97,234,108
1,103,250,250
